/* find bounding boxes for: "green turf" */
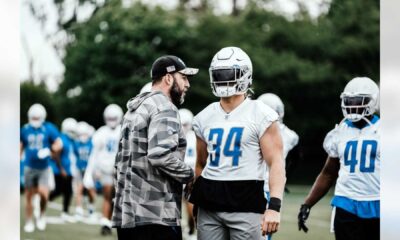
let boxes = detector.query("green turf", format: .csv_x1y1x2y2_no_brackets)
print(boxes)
20,194,117,240
274,185,335,240
20,185,335,240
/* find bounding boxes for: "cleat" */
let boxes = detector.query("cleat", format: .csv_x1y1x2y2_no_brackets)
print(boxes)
24,220,35,233
36,216,46,231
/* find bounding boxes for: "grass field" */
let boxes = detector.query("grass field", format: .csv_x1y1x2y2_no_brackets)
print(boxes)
20,185,335,240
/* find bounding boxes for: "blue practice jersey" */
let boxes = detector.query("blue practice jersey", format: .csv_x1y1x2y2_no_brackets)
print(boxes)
20,122,60,170
50,133,76,176
74,139,93,171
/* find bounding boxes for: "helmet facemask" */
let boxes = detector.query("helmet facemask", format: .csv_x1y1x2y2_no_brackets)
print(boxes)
340,94,376,122
209,65,252,97
29,116,44,128
28,104,47,128
105,116,120,129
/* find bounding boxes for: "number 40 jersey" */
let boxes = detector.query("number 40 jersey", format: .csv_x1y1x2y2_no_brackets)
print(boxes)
193,98,279,181
323,115,380,201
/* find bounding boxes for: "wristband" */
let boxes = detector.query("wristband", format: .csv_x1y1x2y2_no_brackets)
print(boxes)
268,197,281,212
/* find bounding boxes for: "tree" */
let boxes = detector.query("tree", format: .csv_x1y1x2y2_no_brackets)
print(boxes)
53,0,379,183
20,82,58,126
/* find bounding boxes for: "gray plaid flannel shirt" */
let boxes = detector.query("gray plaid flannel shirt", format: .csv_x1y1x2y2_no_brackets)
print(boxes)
112,91,194,228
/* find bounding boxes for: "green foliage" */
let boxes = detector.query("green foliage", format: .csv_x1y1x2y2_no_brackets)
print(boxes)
20,81,58,126
49,0,378,181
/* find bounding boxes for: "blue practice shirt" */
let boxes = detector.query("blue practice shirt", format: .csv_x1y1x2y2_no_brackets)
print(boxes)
50,133,75,176
74,139,93,171
20,122,60,170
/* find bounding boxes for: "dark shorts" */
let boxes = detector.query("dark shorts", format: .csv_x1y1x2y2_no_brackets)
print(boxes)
116,225,182,240
334,207,380,240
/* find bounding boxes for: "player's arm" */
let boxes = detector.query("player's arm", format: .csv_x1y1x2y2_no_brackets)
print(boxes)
195,136,208,177
298,156,339,232
51,138,66,177
84,137,102,188
20,142,24,159
260,121,286,236
304,156,339,206
147,109,194,183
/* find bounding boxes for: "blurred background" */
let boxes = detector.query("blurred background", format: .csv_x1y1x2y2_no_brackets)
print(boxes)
20,0,379,184
17,0,381,239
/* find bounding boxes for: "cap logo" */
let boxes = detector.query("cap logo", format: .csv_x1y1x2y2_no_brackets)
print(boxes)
166,65,176,72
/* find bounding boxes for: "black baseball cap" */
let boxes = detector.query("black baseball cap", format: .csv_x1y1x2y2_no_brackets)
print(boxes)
150,55,199,80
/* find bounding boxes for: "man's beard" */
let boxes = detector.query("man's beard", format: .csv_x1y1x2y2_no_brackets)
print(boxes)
170,77,185,107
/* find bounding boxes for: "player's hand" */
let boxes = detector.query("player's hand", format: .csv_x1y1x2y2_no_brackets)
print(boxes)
183,176,196,200
60,168,68,178
298,204,311,232
37,148,51,160
261,209,281,236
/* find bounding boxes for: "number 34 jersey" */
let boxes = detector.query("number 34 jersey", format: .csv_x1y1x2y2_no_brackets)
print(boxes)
323,115,380,201
193,98,279,181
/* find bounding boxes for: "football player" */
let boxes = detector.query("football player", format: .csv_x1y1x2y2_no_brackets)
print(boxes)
20,104,63,232
298,77,380,240
189,46,286,239
74,121,95,219
258,93,299,196
49,117,78,222
179,108,197,237
83,104,123,235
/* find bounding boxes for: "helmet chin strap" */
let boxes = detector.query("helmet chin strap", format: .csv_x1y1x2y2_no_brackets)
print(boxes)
340,115,378,132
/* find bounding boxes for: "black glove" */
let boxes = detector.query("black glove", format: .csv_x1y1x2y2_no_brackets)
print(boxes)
298,204,311,232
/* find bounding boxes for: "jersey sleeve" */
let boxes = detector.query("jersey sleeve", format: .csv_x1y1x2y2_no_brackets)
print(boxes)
192,116,204,141
323,128,339,158
91,128,104,149
20,126,27,146
46,122,61,143
285,127,299,151
256,102,279,139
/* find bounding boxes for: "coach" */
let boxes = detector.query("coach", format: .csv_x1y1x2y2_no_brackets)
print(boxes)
111,55,198,240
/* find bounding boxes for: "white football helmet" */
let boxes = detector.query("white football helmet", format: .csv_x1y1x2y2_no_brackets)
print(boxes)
340,77,379,122
209,46,252,97
88,125,96,137
140,82,152,94
28,103,47,128
77,121,91,142
179,108,194,133
257,93,284,120
103,104,123,128
61,118,78,139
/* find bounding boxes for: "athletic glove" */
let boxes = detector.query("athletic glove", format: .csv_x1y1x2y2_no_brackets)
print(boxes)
37,148,51,160
298,204,311,232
